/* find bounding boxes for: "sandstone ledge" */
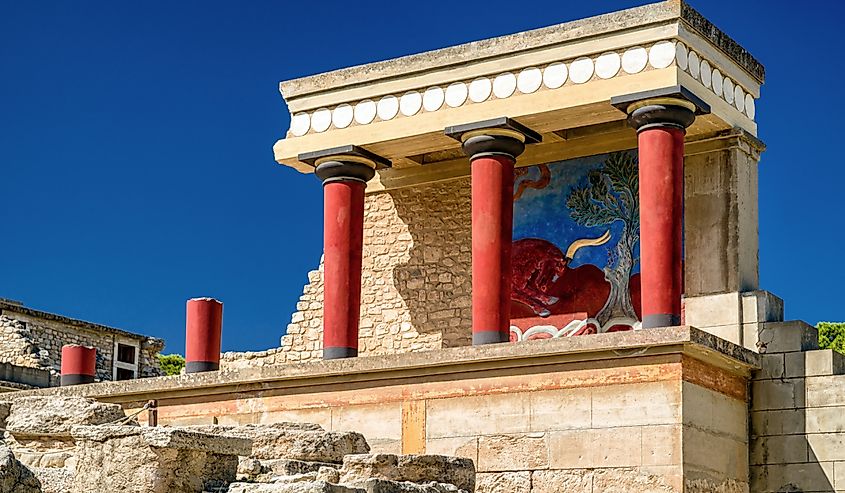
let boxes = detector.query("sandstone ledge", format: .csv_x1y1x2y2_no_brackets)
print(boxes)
6,326,760,405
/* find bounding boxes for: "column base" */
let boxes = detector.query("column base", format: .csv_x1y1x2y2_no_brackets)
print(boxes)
473,331,508,345
642,314,681,329
60,374,95,386
185,361,220,373
323,347,358,360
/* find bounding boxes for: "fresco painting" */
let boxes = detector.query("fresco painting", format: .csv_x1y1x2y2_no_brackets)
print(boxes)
509,150,643,341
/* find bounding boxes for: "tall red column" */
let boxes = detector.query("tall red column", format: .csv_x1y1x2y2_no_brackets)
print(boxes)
322,179,366,358
185,297,223,373
300,145,390,359
626,98,697,328
447,118,541,345
61,344,96,386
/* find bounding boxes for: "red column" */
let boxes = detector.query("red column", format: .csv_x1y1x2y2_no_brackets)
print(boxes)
61,344,96,386
638,127,685,328
322,179,366,359
303,148,385,360
445,118,541,345
185,297,223,373
471,155,515,344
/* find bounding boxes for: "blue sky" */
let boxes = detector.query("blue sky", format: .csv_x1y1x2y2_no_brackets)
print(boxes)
1,1,842,354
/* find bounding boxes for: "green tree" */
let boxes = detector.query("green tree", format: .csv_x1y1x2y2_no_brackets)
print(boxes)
157,353,185,376
817,322,845,355
566,151,639,325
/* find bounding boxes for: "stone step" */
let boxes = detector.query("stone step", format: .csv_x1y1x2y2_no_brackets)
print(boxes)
191,424,369,463
339,454,475,492
69,425,251,493
5,396,129,438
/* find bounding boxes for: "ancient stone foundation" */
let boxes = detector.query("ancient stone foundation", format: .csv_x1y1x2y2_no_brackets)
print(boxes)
0,396,475,493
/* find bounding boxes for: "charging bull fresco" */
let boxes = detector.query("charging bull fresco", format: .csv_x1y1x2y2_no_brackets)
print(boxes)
510,150,642,341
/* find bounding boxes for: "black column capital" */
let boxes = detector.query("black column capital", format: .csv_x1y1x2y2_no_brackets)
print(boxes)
298,145,391,185
446,117,542,160
611,85,709,133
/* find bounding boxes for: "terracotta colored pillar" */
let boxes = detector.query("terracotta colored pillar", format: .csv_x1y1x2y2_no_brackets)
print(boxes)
299,145,391,359
447,118,541,344
61,344,96,386
626,97,698,328
185,297,223,373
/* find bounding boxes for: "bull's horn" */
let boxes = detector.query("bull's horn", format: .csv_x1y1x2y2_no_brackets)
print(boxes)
565,230,611,259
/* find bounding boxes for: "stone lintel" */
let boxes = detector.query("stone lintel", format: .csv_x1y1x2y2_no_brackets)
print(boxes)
6,327,760,404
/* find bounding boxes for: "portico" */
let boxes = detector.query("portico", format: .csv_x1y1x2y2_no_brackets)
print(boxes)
274,0,766,360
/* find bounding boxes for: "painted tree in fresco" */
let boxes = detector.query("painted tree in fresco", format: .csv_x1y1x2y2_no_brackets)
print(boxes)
566,151,639,325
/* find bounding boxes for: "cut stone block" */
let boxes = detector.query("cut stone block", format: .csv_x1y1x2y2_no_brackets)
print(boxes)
754,321,818,354
226,482,362,492
191,424,368,463
0,443,41,493
0,400,11,429
6,396,128,437
804,349,845,376
69,425,251,493
339,454,475,492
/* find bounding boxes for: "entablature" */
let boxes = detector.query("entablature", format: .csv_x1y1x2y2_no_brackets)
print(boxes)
273,1,763,192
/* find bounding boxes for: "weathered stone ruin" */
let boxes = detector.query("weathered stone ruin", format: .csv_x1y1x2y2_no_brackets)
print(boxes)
0,396,475,493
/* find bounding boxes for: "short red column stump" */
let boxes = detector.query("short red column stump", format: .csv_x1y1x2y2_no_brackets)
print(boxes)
185,297,223,373
61,344,96,386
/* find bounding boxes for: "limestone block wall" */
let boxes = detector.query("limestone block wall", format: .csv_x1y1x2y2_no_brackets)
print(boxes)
0,308,163,384
223,177,473,369
750,321,845,492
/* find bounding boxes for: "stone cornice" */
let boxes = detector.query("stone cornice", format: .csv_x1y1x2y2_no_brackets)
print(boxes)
279,1,762,101
6,326,759,404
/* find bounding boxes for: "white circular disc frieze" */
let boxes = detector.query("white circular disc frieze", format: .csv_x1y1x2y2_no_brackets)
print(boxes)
311,108,332,133
493,72,517,99
290,113,310,137
649,40,676,69
675,42,689,70
723,78,735,104
399,91,422,116
745,94,756,119
700,60,712,88
332,104,353,129
354,100,377,124
543,62,568,88
422,87,444,112
569,57,594,84
711,69,723,97
445,82,468,107
517,67,543,94
469,78,492,103
377,95,399,121
595,52,621,79
621,46,648,74
688,51,700,78
734,85,745,112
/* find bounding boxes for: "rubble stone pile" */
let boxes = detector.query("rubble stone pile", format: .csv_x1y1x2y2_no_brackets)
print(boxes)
0,396,475,493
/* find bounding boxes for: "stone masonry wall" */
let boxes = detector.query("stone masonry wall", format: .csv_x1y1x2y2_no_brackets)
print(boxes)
0,310,162,384
222,177,472,369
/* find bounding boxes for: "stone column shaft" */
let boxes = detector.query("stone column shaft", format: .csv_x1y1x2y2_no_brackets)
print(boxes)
299,145,390,359
447,118,541,345
185,297,223,373
621,94,701,328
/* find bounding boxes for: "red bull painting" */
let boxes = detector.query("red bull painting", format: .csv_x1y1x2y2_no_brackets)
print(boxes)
510,150,643,341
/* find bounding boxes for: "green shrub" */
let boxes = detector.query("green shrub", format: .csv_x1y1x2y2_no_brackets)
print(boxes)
157,353,186,376
816,322,845,355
